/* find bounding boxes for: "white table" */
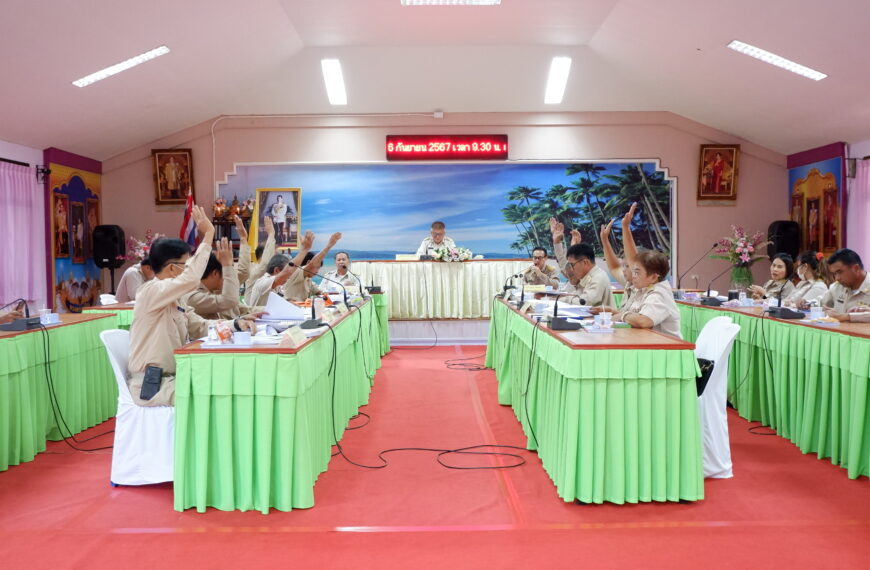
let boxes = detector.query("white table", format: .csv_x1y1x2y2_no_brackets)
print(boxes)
352,259,531,319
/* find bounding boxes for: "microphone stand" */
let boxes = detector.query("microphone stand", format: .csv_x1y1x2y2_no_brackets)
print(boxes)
767,275,803,319
549,292,586,330
289,262,351,329
0,298,40,332
700,265,734,306
678,243,718,290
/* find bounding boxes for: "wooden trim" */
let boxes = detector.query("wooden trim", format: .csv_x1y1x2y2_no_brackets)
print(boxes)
677,301,870,340
499,299,695,350
355,259,529,263
0,312,114,339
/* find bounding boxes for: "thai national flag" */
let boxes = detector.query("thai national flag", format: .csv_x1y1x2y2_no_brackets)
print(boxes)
180,192,196,247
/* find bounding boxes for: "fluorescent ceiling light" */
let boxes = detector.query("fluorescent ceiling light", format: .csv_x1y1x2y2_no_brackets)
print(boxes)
727,40,826,81
401,0,500,5
321,59,347,105
544,57,572,104
72,45,170,87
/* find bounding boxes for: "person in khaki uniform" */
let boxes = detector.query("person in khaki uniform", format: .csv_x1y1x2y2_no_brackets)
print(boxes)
283,232,342,302
415,221,455,258
563,243,613,307
246,230,316,307
242,216,277,303
788,251,831,307
181,237,264,320
523,247,560,288
749,253,796,302
115,259,155,302
127,206,254,407
323,251,361,292
615,250,682,338
821,248,870,323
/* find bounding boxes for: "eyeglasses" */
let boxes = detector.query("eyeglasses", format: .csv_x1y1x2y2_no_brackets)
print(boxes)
533,256,546,260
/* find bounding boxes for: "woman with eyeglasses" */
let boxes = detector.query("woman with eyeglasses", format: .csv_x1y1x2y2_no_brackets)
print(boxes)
786,251,831,307
127,206,254,407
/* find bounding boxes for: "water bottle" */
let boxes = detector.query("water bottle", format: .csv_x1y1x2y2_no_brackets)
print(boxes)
313,297,325,319
738,290,747,305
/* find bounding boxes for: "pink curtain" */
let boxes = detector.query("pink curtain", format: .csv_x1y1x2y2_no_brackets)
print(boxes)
848,161,870,256
0,161,42,306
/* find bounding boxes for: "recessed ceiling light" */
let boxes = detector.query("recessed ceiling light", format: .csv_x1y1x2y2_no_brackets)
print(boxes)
321,59,347,105
727,40,827,81
544,57,572,104
400,0,500,5
72,46,170,88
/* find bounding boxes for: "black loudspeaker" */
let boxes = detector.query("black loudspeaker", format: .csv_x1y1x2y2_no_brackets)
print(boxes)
767,220,800,260
93,225,126,269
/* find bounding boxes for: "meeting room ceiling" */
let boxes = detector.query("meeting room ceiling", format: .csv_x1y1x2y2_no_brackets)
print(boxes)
1,0,867,160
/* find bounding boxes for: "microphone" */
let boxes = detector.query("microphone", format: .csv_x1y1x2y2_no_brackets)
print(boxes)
677,243,717,290
289,262,349,307
288,262,350,329
1,298,29,317
0,298,40,332
503,272,523,292
767,275,803,319
700,265,733,306
549,292,585,330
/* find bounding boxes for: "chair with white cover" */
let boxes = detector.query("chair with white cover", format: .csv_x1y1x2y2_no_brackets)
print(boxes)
100,294,117,305
99,329,175,485
694,316,741,479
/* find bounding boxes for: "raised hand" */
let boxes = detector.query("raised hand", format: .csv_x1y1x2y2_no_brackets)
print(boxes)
264,216,275,237
191,205,214,238
570,229,582,246
232,215,247,241
599,219,615,241
301,230,315,250
215,237,234,267
622,202,638,228
328,232,342,247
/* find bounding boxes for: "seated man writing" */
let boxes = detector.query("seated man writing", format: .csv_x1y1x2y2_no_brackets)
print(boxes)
127,206,254,407
115,258,154,302
416,221,455,258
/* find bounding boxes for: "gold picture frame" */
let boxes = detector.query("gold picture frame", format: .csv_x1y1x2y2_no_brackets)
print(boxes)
698,144,739,201
152,148,194,205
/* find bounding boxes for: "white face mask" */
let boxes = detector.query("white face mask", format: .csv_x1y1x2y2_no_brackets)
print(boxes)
796,266,807,281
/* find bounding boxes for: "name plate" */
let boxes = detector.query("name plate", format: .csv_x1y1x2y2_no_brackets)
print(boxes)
395,254,418,261
336,302,349,315
279,326,307,348
524,284,545,293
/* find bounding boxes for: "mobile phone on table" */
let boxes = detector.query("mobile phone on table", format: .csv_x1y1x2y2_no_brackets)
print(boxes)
140,365,163,401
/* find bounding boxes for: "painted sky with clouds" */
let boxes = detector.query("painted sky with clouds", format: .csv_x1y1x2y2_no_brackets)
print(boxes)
219,163,643,255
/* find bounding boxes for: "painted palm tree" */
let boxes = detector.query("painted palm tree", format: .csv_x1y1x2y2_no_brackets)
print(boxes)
600,164,671,254
507,186,544,246
502,203,535,255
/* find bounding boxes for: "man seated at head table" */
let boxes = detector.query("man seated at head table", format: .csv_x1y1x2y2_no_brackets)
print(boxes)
322,251,360,293
115,258,155,303
523,246,560,288
283,232,342,302
415,221,455,258
181,237,264,320
820,248,870,322
559,243,614,307
127,207,255,407
614,250,682,338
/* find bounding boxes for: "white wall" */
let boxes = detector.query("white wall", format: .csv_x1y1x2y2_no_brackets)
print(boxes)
0,138,47,309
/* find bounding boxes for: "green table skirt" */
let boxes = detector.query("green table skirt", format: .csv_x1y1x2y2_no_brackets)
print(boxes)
83,309,134,330
0,317,117,471
371,293,390,353
173,300,384,513
679,303,870,479
486,300,704,504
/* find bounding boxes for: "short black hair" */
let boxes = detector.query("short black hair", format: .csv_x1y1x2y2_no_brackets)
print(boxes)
266,254,290,275
301,251,315,266
566,243,595,263
532,247,547,257
255,245,265,260
771,252,794,278
140,257,152,268
334,251,350,260
828,248,863,269
148,237,192,273
201,253,222,280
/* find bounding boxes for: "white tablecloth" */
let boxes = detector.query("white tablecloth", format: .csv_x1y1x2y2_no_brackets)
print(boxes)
352,260,531,319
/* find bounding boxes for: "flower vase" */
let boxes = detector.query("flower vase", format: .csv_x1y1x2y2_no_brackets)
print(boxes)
730,264,753,291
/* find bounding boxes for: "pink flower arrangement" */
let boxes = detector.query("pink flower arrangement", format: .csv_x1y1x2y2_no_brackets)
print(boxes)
710,225,770,267
117,229,164,263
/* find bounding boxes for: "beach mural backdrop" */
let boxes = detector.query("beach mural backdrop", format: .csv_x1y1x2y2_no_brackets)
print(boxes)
218,162,674,271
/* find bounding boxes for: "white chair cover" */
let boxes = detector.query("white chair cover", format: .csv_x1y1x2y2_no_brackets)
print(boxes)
695,316,741,479
100,294,117,305
100,329,175,485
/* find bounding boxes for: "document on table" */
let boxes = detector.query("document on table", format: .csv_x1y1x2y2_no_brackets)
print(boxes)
262,292,308,321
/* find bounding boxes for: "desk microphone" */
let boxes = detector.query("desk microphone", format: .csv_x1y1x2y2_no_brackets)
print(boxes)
503,272,523,292
767,275,803,319
288,262,350,328
550,292,585,330
700,265,733,306
0,298,30,317
677,243,717,290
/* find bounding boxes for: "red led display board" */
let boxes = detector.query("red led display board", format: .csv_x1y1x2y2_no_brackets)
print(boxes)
386,135,508,161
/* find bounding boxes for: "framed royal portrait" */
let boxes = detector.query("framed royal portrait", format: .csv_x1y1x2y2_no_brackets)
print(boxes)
152,148,194,205
53,192,70,258
698,144,740,201
70,201,86,263
250,187,302,250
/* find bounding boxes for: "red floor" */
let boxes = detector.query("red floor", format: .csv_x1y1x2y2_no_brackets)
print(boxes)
1,346,869,568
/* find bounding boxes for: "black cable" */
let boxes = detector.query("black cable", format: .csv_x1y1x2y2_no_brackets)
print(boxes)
38,324,113,452
521,318,542,450
749,311,779,437
325,322,531,470
445,353,486,371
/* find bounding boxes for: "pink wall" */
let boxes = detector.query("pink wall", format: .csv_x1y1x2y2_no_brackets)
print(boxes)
102,111,787,292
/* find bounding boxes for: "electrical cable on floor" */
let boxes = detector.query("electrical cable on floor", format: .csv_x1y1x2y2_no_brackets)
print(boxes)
748,311,779,437
445,353,486,371
38,325,113,452
324,322,530,470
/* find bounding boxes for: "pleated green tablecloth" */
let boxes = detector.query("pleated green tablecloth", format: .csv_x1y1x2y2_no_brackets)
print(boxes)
173,299,388,513
679,302,870,480
371,293,391,353
83,308,134,330
0,315,117,471
486,300,704,504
